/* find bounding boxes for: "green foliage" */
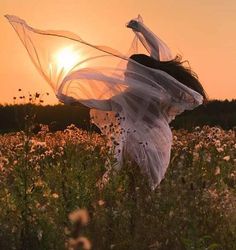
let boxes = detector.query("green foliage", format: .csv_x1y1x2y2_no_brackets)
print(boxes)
0,125,235,250
0,99,236,134
170,99,236,130
0,103,91,133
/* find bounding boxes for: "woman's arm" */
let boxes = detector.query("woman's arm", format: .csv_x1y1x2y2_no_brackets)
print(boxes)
127,20,160,60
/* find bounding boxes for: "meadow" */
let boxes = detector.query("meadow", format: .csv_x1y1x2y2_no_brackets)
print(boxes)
0,124,235,250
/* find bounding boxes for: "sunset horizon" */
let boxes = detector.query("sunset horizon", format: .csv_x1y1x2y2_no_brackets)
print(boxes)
1,0,236,105
1,1,235,249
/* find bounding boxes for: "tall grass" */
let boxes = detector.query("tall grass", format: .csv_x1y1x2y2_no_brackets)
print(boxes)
0,125,235,250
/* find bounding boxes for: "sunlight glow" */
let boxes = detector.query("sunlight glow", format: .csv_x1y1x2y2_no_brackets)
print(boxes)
55,46,79,71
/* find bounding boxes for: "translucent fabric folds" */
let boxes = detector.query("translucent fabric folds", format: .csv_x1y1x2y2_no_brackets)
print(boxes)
5,15,203,188
131,15,173,61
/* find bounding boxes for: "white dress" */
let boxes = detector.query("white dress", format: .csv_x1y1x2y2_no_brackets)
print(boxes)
5,15,203,189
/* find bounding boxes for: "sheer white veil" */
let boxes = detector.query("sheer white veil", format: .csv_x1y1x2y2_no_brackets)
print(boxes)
5,15,203,188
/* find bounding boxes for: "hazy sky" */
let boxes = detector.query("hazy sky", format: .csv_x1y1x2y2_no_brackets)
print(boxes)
1,0,236,104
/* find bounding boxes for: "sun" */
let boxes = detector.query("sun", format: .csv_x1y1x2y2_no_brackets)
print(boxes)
55,46,80,71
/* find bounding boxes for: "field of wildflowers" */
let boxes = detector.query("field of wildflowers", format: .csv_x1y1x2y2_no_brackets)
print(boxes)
0,124,235,250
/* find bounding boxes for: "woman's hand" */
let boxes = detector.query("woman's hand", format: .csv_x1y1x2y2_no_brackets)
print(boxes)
126,19,141,32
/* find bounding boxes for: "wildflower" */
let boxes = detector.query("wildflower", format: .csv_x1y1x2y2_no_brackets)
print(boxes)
204,153,211,163
208,188,218,199
117,187,123,192
194,143,202,150
52,193,59,199
35,179,44,187
169,210,174,218
68,238,77,248
207,155,212,162
69,236,92,250
193,152,199,161
215,166,221,175
0,157,9,165
37,230,43,241
77,237,91,250
179,153,185,160
33,140,47,148
64,227,70,235
98,200,105,206
223,156,230,161
216,147,224,153
68,209,89,225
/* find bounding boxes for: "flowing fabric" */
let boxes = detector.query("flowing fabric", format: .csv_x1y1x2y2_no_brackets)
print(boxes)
5,15,203,189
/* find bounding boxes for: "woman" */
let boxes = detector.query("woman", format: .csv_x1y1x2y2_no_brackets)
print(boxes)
5,15,207,189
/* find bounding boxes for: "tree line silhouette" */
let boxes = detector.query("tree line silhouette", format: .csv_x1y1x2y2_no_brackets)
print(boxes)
0,99,235,133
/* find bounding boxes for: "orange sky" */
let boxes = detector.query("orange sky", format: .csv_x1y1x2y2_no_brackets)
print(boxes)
1,0,236,104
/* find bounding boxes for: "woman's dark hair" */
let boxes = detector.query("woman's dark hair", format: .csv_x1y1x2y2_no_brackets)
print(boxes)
129,54,208,103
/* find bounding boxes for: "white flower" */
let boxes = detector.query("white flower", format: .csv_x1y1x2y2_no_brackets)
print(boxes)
223,156,230,161
68,208,89,225
215,166,221,175
69,237,92,250
216,147,224,153
52,193,59,199
98,200,105,206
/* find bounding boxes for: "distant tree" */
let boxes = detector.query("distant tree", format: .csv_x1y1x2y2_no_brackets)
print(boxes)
0,99,236,133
